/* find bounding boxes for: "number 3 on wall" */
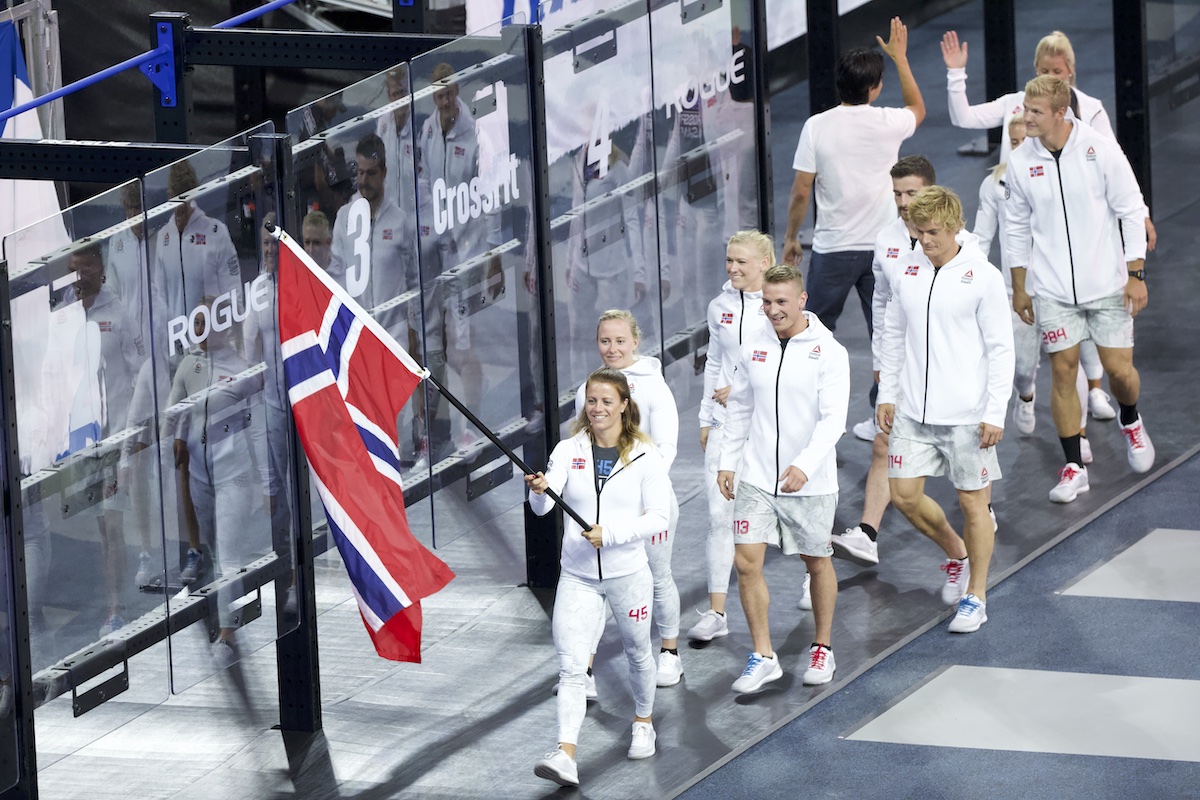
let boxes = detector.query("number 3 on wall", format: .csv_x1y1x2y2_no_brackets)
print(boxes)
345,197,371,298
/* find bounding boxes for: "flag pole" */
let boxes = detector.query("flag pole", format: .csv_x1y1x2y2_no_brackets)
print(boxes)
423,373,593,532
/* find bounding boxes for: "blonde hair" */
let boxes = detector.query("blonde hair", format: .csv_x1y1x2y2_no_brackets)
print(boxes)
726,229,776,266
1023,75,1072,113
596,309,642,344
906,186,965,233
762,263,805,293
1034,31,1076,86
571,368,649,464
992,116,1029,183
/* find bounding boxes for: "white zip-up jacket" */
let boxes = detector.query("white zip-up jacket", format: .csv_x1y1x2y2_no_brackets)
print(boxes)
152,204,241,322
700,281,767,427
575,355,678,470
871,215,917,371
1004,121,1148,306
878,235,1015,428
529,432,671,581
719,312,849,496
946,69,1113,163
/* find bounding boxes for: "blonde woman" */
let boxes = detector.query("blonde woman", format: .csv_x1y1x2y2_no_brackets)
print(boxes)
528,368,671,787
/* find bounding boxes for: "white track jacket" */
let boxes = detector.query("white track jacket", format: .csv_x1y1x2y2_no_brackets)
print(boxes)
1004,121,1148,306
871,216,917,371
530,432,671,581
719,312,849,496
575,355,678,470
700,281,767,428
877,236,1015,428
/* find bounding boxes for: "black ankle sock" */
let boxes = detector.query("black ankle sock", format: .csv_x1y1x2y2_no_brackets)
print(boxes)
859,522,878,542
1060,434,1083,466
810,641,831,652
661,647,678,656
1119,402,1139,426
586,666,593,677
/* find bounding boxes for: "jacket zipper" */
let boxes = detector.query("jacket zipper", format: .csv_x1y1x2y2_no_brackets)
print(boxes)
773,340,788,497
1051,154,1078,304
921,267,942,424
591,452,646,580
738,291,745,343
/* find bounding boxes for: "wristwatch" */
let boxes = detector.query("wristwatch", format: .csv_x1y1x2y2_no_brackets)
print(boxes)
1128,269,1146,281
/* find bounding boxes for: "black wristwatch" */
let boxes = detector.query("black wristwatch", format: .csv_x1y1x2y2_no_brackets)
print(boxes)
1128,269,1146,281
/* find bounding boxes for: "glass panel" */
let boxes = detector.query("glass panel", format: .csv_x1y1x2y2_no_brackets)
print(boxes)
2,180,170,743
648,0,760,407
539,0,664,432
1148,1,1200,219
0,404,19,791
140,123,299,691
411,16,542,547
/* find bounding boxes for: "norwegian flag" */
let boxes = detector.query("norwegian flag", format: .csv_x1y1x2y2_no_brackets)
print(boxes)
886,247,900,258
1029,165,1045,177
571,457,587,470
454,145,466,156
905,264,920,276
277,229,454,662
751,349,768,363
720,311,735,325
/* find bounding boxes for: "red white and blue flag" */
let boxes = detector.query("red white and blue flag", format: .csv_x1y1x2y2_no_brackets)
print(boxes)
276,229,454,663
720,312,735,325
1029,165,1044,177
751,349,768,363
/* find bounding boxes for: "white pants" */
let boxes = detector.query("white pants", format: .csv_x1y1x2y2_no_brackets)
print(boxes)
704,424,736,595
590,490,680,650
191,474,257,627
554,567,655,745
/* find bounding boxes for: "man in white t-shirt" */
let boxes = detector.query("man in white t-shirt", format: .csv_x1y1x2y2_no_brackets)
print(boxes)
783,17,925,339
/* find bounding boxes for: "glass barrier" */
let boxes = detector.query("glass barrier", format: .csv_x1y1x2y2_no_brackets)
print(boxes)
648,0,761,407
2,181,171,735
539,0,665,430
1148,2,1200,220
0,410,19,790
140,122,299,691
410,16,542,547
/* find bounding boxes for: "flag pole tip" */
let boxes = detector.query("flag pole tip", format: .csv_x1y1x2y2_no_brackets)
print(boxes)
264,220,278,234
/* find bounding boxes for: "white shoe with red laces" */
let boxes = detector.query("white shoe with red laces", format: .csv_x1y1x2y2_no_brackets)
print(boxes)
940,558,970,605
801,643,836,685
1049,463,1089,504
1120,416,1155,474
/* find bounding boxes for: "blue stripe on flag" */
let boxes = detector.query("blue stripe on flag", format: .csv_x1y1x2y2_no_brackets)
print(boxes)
357,424,402,473
323,302,356,379
283,345,330,390
326,510,407,623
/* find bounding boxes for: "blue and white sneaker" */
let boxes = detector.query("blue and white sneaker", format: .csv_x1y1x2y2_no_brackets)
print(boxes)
731,651,783,693
948,593,987,633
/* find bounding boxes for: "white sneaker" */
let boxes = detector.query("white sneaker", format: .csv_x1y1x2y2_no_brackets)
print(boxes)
1080,436,1093,465
831,526,879,566
1014,395,1036,434
801,644,836,685
1120,416,1155,474
948,593,988,633
1088,388,1117,421
134,551,153,586
627,721,657,760
1049,463,1089,503
211,638,238,670
852,416,877,442
656,651,683,687
686,609,729,642
534,747,579,786
798,573,813,610
731,651,783,694
940,558,970,605
552,672,598,701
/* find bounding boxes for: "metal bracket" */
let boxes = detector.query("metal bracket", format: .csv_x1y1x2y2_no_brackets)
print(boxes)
142,23,179,107
680,0,723,23
570,17,618,73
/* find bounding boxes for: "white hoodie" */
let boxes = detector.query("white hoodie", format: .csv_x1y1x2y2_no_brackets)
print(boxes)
871,215,918,371
1005,120,1147,306
700,281,768,427
574,355,678,470
719,312,849,496
529,432,671,581
877,235,1015,428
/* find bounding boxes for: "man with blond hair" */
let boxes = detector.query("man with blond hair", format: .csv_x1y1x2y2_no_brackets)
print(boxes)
877,186,1013,633
1005,75,1153,505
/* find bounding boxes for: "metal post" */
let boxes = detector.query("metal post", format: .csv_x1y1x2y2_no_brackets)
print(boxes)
1113,0,1152,211
522,24,563,590
750,0,773,234
149,12,194,144
982,0,1017,151
806,0,839,115
0,260,38,799
230,0,267,131
252,132,322,734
